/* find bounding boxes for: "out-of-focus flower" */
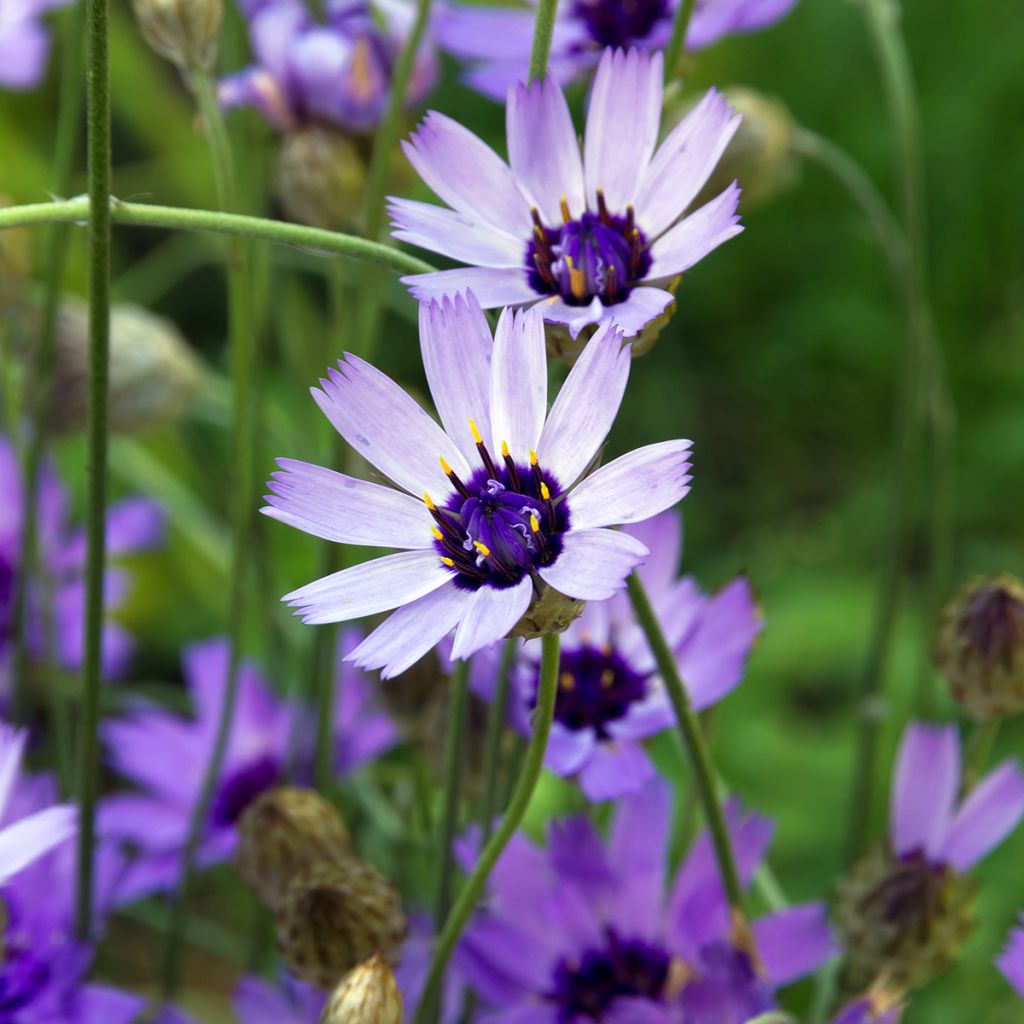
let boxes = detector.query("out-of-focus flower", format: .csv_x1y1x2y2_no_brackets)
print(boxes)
220,0,437,135
0,0,73,91
438,0,798,99
391,49,742,346
838,723,1024,991
480,511,760,801
830,987,904,1024
456,783,833,1023
233,974,326,1023
264,292,692,675
0,436,163,704
99,631,394,903
998,915,1024,999
132,0,223,73
934,573,1024,720
321,954,402,1024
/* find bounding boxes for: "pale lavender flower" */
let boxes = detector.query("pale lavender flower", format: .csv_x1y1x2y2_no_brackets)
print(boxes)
0,0,73,90
997,915,1024,999
456,783,833,1023
390,48,742,339
438,0,799,100
220,0,437,133
484,510,761,801
263,292,692,675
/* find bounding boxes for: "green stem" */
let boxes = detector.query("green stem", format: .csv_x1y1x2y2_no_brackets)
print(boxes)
160,72,256,1000
413,633,560,1024
0,199,436,275
663,0,696,82
626,574,745,915
528,0,559,82
963,719,1000,793
75,0,112,942
480,638,517,841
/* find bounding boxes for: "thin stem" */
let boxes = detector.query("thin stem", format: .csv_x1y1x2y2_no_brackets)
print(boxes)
528,0,559,82
413,633,560,1024
479,638,517,841
663,0,696,82
626,574,745,915
434,659,471,931
0,199,436,276
160,72,256,1000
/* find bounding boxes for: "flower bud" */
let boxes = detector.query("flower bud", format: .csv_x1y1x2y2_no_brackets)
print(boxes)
236,786,352,908
510,583,585,641
320,954,403,1024
132,0,223,73
934,573,1024,719
275,127,368,233
836,845,975,993
276,856,407,988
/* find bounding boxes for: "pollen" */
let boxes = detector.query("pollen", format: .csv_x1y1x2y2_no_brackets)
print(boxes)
560,195,571,223
469,418,483,444
440,556,455,568
529,449,538,466
530,514,540,533
431,527,443,541
501,440,511,458
565,256,586,302
439,455,453,475
540,482,551,501
560,672,576,690
473,541,492,558
601,669,615,689
424,492,436,510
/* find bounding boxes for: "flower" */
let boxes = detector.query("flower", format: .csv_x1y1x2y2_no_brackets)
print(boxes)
0,434,164,703
263,292,692,675
390,48,742,341
830,995,903,1024
99,632,394,902
838,722,1024,991
456,783,833,1023
220,0,437,134
438,0,799,100
481,510,761,801
998,915,1024,999
0,0,74,91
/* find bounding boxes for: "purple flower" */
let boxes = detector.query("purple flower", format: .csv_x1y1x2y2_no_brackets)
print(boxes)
831,995,903,1024
0,0,73,90
889,723,1024,876
99,633,394,902
233,974,325,1023
438,0,799,100
0,435,164,703
484,511,761,801
998,915,1024,999
456,783,833,1023
390,48,742,339
220,0,437,133
263,292,692,675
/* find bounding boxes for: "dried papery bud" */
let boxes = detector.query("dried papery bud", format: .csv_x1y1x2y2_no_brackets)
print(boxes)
132,0,223,73
320,954,403,1024
236,786,352,908
836,845,975,993
276,857,407,987
510,583,585,641
934,573,1024,719
51,299,203,434
275,127,368,233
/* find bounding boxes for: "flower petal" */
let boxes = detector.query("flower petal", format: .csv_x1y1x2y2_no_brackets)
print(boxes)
262,458,431,549
940,759,1024,871
388,197,524,267
688,0,799,49
753,903,836,985
538,528,648,601
579,742,656,802
0,805,77,884
451,577,534,660
537,321,630,488
997,917,1024,999
489,306,548,461
544,723,597,776
890,723,960,859
284,550,452,625
403,267,539,308
648,182,744,279
566,440,693,531
0,725,28,820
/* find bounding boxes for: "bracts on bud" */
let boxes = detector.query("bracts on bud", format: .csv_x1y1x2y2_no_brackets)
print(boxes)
320,953,403,1024
132,0,223,74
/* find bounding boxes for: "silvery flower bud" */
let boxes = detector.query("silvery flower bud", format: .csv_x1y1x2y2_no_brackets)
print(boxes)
836,845,975,993
320,954,403,1024
934,574,1024,719
276,857,407,988
132,0,223,73
236,786,352,908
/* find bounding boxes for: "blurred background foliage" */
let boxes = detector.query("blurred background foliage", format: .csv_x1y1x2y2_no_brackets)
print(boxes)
2,0,1023,1020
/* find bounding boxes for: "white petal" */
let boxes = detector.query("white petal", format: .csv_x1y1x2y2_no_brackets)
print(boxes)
0,805,77,884
388,197,525,267
538,529,648,601
489,306,548,463
648,182,743,279
451,577,534,660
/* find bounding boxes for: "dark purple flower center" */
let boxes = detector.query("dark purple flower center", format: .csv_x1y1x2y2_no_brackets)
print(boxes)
961,583,1024,668
549,929,671,1022
0,910,52,1012
535,643,651,739
865,847,951,940
0,551,15,656
527,195,653,307
211,755,281,827
677,942,775,1024
432,437,568,590
571,0,671,49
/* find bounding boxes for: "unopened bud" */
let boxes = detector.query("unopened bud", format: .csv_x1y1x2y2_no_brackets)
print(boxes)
237,786,352,908
510,582,585,641
935,574,1024,719
320,954,402,1024
837,845,975,993
276,127,368,233
277,857,406,987
132,0,223,73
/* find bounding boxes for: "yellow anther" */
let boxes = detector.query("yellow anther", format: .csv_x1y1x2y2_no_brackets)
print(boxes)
473,541,492,558
560,672,576,690
530,514,540,534
469,418,483,445
440,455,453,475
601,669,615,689
529,449,538,466
440,556,455,568
431,527,444,541
560,195,571,223
567,257,586,302
540,482,551,501
501,440,511,458
424,492,436,510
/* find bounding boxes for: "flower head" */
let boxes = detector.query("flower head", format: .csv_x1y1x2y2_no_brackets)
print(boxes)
998,915,1024,999
0,0,74,91
391,48,742,341
483,511,761,801
438,0,798,99
264,292,692,675
220,0,437,133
